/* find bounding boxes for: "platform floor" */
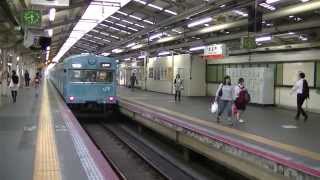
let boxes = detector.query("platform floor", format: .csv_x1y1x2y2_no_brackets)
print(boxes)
0,81,117,180
118,87,320,170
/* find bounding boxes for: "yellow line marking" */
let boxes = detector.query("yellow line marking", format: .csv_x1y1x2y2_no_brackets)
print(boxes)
120,96,320,161
33,81,61,180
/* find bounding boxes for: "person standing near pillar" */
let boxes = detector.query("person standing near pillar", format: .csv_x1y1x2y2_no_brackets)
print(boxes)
9,70,19,103
24,70,30,87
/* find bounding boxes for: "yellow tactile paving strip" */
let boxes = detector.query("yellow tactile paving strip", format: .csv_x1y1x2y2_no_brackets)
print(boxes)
121,96,320,162
33,82,61,180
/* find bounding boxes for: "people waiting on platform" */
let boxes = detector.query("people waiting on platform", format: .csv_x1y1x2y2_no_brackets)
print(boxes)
33,72,41,97
24,70,30,87
9,70,19,103
130,73,138,91
215,76,234,124
291,72,309,122
174,74,183,102
233,78,250,123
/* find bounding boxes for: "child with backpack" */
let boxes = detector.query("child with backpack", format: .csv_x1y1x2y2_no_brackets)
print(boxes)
233,78,250,123
9,70,19,103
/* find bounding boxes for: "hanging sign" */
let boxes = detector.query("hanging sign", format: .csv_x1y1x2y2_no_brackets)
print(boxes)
21,10,42,26
31,0,69,7
241,36,256,49
204,44,227,59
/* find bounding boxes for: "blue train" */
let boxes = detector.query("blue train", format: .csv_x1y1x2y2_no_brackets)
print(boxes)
49,54,117,110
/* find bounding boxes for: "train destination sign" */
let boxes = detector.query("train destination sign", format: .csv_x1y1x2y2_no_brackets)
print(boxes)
101,63,111,68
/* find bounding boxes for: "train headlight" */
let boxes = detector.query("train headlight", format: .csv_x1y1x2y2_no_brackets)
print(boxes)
108,96,116,103
69,96,75,101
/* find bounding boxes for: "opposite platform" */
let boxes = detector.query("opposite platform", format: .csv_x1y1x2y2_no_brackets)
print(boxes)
118,87,320,180
0,80,119,180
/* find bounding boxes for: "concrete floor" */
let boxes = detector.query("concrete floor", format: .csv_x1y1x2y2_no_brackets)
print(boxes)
118,87,320,169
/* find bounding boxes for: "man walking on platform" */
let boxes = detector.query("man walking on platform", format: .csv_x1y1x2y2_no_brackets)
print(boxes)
291,72,309,121
130,73,138,91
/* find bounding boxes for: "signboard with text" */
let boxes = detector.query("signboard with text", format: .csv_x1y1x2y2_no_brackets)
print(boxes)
204,44,227,59
241,36,256,49
31,0,69,7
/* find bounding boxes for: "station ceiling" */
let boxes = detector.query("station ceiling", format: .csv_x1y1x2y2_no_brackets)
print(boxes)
1,0,320,62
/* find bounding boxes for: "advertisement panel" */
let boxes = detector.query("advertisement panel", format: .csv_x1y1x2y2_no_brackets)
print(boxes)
204,44,227,59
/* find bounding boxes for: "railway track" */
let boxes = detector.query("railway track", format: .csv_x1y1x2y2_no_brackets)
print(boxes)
83,121,196,180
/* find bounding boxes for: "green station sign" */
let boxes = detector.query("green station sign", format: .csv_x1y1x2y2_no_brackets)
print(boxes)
241,36,256,49
21,10,42,26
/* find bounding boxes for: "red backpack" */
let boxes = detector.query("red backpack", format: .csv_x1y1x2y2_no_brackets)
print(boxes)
237,87,250,105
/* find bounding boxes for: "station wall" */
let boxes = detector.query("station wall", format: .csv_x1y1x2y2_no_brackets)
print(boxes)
206,49,320,112
146,54,206,96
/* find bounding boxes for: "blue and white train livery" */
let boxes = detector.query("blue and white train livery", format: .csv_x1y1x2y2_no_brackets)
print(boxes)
49,54,117,108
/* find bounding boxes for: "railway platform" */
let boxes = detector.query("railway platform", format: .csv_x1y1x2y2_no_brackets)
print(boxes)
0,80,118,180
118,87,320,180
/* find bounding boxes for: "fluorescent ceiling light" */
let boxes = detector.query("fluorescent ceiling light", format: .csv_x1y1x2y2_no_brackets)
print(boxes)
188,17,213,28
233,10,248,17
148,3,163,11
52,0,132,63
102,39,111,42
126,42,136,48
157,36,176,43
158,51,170,56
288,32,295,35
189,46,205,51
134,23,144,28
266,0,280,4
138,55,145,59
105,20,114,24
122,19,134,24
149,33,163,40
124,58,131,61
172,29,182,34
164,9,177,15
129,15,142,20
131,44,144,49
116,23,126,28
49,8,56,21
46,46,51,51
112,49,123,53
111,35,120,39
101,52,110,56
110,16,120,20
110,26,120,31
301,0,309,2
259,3,276,11
256,36,272,42
117,11,128,16
128,27,138,31
133,0,146,5
143,19,154,24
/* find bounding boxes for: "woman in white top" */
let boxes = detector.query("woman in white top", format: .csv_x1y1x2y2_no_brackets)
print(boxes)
291,72,309,121
215,76,234,124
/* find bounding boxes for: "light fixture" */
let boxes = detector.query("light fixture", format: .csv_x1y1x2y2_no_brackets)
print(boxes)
112,49,123,53
124,58,131,61
52,0,132,63
172,29,182,34
266,0,280,4
158,51,170,56
138,55,146,59
164,10,177,15
189,46,205,51
49,8,56,21
259,3,276,11
101,52,110,56
134,24,144,28
188,17,213,28
128,27,138,31
233,10,248,17
17,56,20,61
129,15,142,20
122,19,134,24
117,11,128,16
131,44,145,50
126,42,136,48
133,0,146,5
256,36,272,42
149,33,164,40
143,19,154,24
148,4,163,11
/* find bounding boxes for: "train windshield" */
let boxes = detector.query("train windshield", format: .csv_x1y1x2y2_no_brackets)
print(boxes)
69,70,113,83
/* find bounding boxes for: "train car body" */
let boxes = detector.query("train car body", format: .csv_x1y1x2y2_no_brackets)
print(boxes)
50,54,117,108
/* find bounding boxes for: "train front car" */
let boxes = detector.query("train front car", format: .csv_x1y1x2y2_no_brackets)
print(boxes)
64,54,117,111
